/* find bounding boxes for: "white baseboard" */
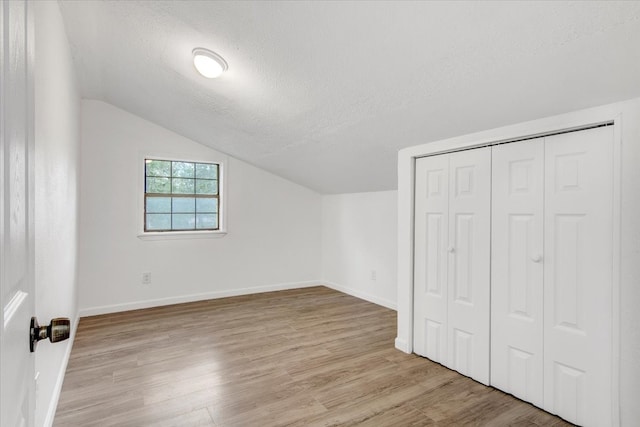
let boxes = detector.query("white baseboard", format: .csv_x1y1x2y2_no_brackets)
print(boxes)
322,281,397,310
78,281,322,317
43,312,80,427
395,337,411,354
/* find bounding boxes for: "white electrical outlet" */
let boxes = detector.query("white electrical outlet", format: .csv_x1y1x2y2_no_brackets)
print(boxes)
371,270,377,281
142,272,151,285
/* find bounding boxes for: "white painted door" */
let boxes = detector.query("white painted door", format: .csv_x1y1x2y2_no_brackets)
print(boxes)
543,126,613,427
446,148,491,385
490,139,544,407
413,148,491,385
413,154,449,364
1,1,36,426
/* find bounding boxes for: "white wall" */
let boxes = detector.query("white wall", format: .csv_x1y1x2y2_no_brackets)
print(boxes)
78,100,322,314
396,97,640,426
321,191,397,309
34,2,80,426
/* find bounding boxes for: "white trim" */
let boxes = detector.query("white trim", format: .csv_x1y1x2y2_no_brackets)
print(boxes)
137,230,227,240
43,313,79,427
322,281,397,310
137,151,228,237
394,337,410,353
398,102,628,160
78,281,322,317
611,113,622,427
396,149,416,356
398,99,628,426
79,281,397,318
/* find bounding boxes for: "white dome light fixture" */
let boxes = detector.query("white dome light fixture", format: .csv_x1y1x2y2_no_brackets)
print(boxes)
192,48,228,78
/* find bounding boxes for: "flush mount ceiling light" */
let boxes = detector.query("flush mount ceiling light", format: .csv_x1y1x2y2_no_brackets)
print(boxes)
192,48,228,78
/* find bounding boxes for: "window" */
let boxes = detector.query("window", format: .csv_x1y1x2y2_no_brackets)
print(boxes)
144,159,220,232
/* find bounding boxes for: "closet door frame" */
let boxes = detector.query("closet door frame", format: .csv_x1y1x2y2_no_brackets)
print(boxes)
397,108,622,427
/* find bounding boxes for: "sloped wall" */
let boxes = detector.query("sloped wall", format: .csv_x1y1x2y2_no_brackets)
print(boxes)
78,101,322,314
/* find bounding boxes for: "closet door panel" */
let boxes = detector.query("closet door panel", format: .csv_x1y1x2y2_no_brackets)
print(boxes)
413,154,449,364
490,139,544,407
543,126,613,427
447,148,491,385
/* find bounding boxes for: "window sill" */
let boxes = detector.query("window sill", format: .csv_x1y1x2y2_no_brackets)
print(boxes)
137,230,227,241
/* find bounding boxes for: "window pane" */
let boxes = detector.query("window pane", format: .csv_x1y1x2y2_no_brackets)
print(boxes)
196,163,217,179
196,198,218,213
146,177,171,193
196,179,217,195
172,162,194,178
146,197,171,213
172,214,195,230
144,159,221,233
172,178,195,194
172,197,195,213
196,214,218,229
146,214,171,230
146,160,171,177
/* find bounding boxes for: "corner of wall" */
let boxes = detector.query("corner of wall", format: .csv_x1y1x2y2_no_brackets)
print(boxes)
322,281,396,311
320,191,398,312
394,336,411,354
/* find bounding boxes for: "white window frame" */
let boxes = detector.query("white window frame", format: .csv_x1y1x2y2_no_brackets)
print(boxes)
137,152,227,240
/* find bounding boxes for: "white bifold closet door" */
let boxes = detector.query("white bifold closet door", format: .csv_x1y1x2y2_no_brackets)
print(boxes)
413,148,491,385
491,138,545,407
543,126,613,426
491,126,614,427
413,153,449,365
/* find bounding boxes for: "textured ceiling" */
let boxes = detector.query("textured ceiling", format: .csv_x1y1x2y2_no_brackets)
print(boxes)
58,1,640,194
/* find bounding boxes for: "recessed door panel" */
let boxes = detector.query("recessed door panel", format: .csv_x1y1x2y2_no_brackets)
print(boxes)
491,139,544,407
455,166,474,196
424,319,445,362
425,213,444,296
507,346,538,401
453,214,474,304
553,362,586,425
553,214,585,333
453,328,473,377
509,159,533,194
508,214,535,319
544,126,613,427
413,154,449,364
447,148,491,385
427,169,445,198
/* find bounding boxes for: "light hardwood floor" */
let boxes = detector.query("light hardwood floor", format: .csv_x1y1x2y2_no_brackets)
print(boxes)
54,287,573,426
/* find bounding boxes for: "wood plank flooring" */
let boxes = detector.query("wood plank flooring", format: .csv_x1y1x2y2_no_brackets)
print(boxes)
54,287,573,426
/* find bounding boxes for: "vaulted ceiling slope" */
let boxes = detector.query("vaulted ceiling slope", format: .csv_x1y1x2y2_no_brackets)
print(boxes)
58,1,640,194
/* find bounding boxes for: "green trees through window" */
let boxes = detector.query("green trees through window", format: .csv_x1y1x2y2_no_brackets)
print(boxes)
144,159,220,231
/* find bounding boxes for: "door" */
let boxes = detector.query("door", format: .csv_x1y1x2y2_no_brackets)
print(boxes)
413,148,491,385
1,1,36,426
491,139,544,407
446,148,491,385
413,153,449,364
543,126,613,426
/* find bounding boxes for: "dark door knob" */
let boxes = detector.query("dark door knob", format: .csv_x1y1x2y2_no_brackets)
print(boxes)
30,317,71,352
